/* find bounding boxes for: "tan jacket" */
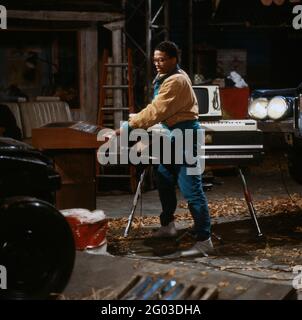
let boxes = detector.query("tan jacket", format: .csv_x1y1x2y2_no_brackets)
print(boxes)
129,70,198,129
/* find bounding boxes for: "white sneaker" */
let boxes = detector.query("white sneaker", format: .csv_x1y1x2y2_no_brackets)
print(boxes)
180,237,214,257
152,222,177,238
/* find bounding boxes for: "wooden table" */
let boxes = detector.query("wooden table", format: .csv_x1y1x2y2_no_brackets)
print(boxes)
32,121,105,210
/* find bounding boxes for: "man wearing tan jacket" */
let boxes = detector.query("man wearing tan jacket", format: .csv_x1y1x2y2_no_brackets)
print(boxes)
117,41,213,257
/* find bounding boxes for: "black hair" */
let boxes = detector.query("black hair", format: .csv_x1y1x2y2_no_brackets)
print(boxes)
154,41,179,62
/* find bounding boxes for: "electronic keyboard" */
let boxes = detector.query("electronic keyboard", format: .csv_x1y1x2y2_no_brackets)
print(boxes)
200,119,257,131
145,121,263,166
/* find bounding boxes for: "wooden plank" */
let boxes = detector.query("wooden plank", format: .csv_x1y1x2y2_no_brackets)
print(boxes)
104,21,124,129
97,49,109,126
2,21,94,31
8,10,124,22
32,122,103,150
6,0,124,12
78,28,98,123
127,48,135,114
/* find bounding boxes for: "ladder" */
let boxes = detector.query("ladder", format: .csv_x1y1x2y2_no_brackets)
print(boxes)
96,48,137,193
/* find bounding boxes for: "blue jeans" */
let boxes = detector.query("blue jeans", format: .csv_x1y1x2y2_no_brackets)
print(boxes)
156,120,211,241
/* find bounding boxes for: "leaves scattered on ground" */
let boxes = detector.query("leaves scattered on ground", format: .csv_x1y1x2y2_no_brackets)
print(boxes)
106,194,302,257
179,194,302,219
108,194,302,233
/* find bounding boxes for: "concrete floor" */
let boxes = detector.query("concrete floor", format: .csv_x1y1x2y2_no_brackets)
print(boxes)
63,151,302,300
64,208,302,299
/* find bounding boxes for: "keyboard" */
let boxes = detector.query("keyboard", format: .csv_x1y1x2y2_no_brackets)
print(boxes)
200,119,257,131
203,130,264,165
140,119,264,166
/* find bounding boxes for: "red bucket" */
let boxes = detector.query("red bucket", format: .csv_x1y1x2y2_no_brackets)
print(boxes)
61,209,108,250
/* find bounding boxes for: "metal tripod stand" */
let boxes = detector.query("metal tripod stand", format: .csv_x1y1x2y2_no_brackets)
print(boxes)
238,167,263,237
124,165,263,239
124,166,149,237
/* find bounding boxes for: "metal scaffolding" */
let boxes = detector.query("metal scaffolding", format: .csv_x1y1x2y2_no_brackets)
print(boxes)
145,0,169,98
125,0,170,102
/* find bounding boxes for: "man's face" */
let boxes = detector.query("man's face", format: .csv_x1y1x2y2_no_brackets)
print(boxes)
153,50,177,75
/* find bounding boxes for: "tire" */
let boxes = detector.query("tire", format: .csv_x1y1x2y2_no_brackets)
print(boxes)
0,196,75,300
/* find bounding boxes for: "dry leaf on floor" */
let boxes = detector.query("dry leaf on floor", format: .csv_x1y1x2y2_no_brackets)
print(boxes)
218,281,230,288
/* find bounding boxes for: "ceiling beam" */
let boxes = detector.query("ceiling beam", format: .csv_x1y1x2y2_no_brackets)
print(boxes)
8,10,124,22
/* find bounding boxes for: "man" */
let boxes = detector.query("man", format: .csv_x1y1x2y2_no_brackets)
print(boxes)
116,41,213,257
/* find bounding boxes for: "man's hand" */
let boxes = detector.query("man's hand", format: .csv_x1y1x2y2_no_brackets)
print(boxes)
115,128,121,136
101,126,123,141
100,130,116,142
116,121,130,136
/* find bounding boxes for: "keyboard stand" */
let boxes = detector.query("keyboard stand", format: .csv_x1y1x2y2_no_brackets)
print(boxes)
124,166,263,240
238,167,263,237
124,165,149,237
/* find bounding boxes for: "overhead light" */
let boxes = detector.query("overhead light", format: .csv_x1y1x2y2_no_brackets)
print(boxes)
248,97,268,120
267,96,293,120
